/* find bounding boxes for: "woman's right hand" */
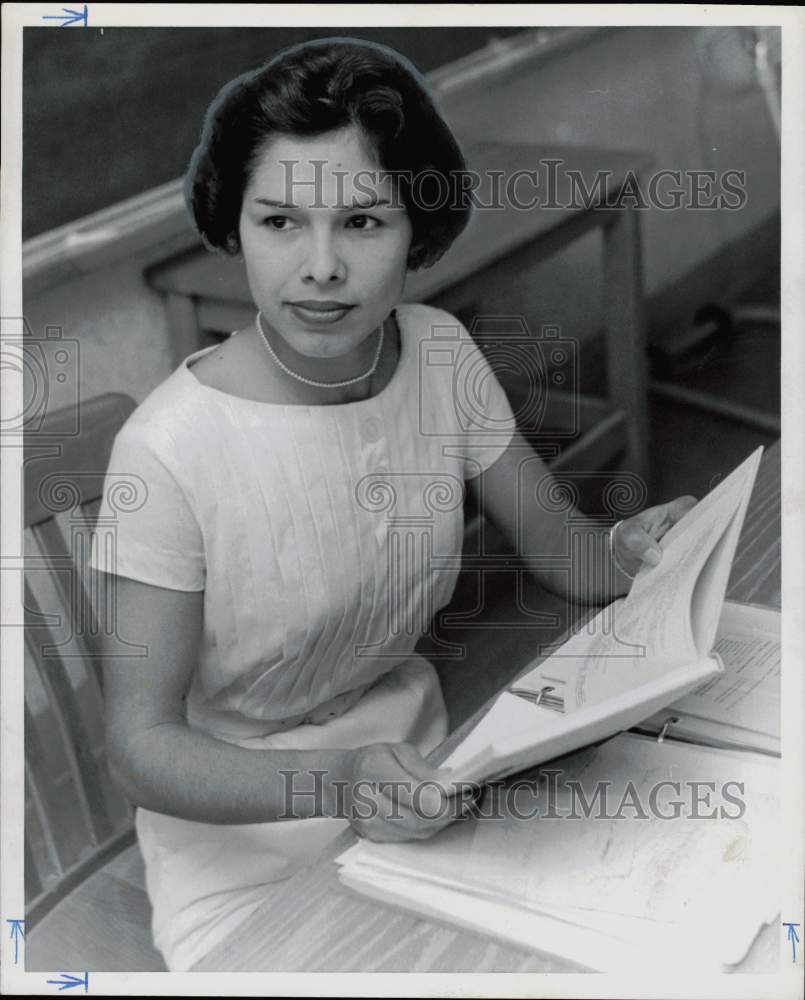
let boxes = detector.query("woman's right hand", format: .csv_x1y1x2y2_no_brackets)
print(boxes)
343,742,475,843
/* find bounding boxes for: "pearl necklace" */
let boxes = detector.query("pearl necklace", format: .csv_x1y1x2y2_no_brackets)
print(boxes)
256,311,384,389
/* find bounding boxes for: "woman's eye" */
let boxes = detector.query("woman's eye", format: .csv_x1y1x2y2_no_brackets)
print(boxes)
263,216,294,230
346,215,380,231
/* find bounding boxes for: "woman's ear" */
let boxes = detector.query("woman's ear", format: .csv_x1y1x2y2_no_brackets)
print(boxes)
407,242,424,271
224,233,244,260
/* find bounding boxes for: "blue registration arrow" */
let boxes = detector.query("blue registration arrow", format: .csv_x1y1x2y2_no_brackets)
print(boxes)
46,972,89,992
41,5,88,27
783,922,800,962
6,919,25,964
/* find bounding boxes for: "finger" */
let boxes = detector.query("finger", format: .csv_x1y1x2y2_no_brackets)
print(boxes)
361,815,453,843
357,794,460,841
636,505,676,538
349,748,436,820
350,744,429,813
389,781,469,831
621,522,662,566
385,743,454,812
356,744,470,824
356,742,433,787
388,742,452,784
667,495,698,522
618,517,655,554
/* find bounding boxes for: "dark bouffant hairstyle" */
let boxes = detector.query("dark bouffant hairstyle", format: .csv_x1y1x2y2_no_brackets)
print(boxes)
184,37,472,270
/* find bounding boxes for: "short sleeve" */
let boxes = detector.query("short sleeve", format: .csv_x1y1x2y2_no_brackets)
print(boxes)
427,314,516,480
88,422,206,591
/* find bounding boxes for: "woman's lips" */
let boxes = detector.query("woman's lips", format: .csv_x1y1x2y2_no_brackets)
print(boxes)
287,301,356,325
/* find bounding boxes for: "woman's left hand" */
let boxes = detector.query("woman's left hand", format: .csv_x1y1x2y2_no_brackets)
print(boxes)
612,495,698,578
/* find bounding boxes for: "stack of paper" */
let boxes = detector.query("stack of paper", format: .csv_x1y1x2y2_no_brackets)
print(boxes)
337,733,780,972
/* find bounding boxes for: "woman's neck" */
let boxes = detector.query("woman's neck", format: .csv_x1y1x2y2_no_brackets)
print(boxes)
188,309,402,407
258,312,386,388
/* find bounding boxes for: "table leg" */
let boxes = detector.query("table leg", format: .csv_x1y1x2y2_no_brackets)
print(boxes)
602,206,650,486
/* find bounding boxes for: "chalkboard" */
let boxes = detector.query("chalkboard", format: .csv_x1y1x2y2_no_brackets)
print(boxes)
22,26,526,239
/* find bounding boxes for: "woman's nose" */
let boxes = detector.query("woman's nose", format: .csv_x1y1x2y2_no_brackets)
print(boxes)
301,233,346,284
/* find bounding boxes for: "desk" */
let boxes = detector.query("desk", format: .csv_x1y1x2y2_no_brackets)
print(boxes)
147,141,652,480
194,441,781,973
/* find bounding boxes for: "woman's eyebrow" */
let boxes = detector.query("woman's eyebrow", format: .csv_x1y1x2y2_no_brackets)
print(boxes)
252,196,395,210
254,197,297,209
334,197,394,211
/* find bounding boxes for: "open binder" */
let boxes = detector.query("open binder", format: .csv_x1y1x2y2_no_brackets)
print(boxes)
337,447,781,972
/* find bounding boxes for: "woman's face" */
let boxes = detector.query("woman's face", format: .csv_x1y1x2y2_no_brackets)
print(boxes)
238,125,413,360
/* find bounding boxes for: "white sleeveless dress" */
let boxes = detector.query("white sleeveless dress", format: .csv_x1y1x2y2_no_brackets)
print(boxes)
89,302,516,970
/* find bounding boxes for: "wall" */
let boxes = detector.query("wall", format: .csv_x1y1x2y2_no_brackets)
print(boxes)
23,26,780,412
438,25,779,358
23,25,527,239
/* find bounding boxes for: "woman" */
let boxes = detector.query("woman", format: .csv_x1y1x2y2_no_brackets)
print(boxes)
90,37,694,971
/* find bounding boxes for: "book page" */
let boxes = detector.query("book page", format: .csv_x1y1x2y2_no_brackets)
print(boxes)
441,654,718,785
641,601,780,752
515,447,764,707
624,445,763,659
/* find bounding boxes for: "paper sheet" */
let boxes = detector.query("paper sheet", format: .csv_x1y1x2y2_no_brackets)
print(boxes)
641,601,780,752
